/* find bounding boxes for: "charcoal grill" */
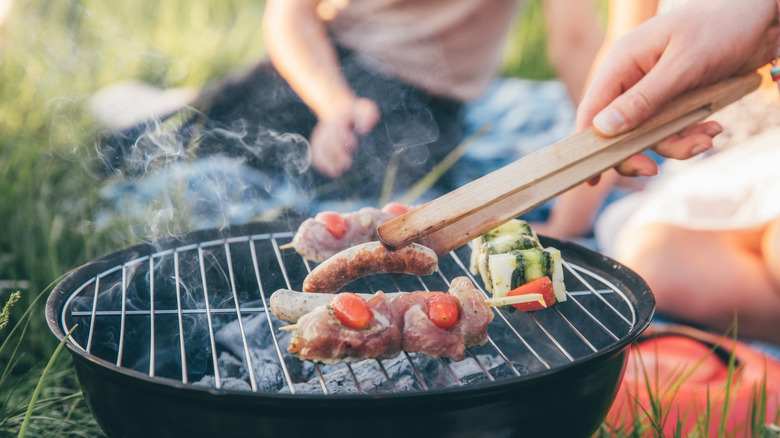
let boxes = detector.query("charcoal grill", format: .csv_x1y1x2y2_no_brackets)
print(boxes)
47,220,654,438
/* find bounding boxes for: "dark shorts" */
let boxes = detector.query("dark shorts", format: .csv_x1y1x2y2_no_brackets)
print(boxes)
101,45,464,203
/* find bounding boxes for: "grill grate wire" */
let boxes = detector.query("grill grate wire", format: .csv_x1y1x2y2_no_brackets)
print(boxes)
61,230,638,396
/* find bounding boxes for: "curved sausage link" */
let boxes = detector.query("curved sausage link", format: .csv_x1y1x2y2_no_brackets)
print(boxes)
301,242,438,293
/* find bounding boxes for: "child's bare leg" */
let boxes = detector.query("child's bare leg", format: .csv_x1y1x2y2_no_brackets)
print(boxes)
761,217,780,292
614,223,780,343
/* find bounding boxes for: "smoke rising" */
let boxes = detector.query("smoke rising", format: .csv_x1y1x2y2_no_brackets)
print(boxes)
92,32,461,245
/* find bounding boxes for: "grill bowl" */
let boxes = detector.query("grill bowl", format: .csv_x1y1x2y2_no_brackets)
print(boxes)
47,220,654,438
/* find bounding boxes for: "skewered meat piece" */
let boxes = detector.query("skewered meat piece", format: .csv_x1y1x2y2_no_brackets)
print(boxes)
289,204,410,263
448,276,494,348
400,304,465,360
392,278,493,361
288,291,402,365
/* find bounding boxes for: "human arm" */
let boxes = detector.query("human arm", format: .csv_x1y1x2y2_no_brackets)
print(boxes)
543,0,604,104
529,169,621,239
577,0,779,177
532,0,657,239
262,0,380,178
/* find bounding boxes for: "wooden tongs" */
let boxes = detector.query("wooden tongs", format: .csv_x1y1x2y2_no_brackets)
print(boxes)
377,73,761,256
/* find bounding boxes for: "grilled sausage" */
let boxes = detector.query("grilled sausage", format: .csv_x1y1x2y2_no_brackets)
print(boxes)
301,242,438,293
269,289,406,323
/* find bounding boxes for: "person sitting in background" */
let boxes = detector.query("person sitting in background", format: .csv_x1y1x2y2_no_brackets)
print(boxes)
97,0,612,227
103,1,513,206
96,0,728,236
538,0,780,343
196,0,609,204
595,65,780,344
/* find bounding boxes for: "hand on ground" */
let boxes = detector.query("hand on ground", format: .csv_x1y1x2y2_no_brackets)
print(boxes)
309,98,380,178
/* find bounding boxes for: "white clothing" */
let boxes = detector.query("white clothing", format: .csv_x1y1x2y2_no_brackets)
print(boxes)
596,91,780,256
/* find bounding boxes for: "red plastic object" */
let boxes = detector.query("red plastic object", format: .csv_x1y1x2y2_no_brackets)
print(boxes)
606,323,780,435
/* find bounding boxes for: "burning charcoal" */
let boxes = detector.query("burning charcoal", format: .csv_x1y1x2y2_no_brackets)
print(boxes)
213,313,308,391
215,313,277,356
249,358,285,392
283,354,317,383
449,354,525,385
194,375,251,392
217,351,245,379
283,363,398,395
281,355,431,395
485,360,530,382
447,354,502,378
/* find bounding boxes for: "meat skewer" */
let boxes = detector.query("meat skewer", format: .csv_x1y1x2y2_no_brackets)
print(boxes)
288,291,403,365
270,288,545,324
274,277,545,364
281,203,411,263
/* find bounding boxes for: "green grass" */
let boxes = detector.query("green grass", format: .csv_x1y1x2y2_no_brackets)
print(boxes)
0,1,778,437
0,1,267,435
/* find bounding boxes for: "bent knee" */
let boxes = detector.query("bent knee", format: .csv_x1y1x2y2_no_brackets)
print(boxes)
613,224,710,315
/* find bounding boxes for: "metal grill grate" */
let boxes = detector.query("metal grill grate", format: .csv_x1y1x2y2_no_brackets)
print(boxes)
60,228,638,396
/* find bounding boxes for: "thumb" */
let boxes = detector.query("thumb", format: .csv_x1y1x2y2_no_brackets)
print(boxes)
591,67,689,137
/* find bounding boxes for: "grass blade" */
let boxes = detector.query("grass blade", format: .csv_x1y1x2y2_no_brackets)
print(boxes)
0,290,44,358
17,324,77,438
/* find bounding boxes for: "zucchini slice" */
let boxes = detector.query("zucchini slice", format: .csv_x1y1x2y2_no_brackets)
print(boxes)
488,247,567,301
469,219,540,286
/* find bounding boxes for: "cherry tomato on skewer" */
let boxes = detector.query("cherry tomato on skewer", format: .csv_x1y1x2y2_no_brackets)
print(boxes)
381,202,411,217
314,211,348,239
330,292,373,329
426,291,460,330
506,276,556,312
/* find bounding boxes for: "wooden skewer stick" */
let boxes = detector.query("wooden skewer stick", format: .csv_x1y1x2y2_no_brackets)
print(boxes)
278,324,298,331
484,293,545,308
279,242,295,250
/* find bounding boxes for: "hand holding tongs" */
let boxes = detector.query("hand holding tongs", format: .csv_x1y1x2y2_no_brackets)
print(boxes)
377,73,761,256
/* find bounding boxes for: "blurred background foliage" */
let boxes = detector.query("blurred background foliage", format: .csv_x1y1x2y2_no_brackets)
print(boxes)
0,0,593,435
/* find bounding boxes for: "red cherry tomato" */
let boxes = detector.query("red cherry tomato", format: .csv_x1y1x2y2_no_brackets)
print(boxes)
381,202,411,217
330,292,372,329
426,292,459,330
506,276,556,312
314,211,348,239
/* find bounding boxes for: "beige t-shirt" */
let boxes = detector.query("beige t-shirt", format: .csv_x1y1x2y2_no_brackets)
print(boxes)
322,0,518,101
